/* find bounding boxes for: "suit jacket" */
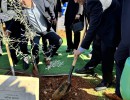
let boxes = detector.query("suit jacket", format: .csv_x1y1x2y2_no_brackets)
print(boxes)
7,0,55,32
121,0,130,46
47,0,62,19
64,0,83,27
54,0,62,19
81,0,120,49
33,0,55,30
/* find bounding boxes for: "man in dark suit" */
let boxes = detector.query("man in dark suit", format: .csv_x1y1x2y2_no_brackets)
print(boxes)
0,0,29,69
74,0,120,91
104,0,130,99
75,0,122,76
64,0,83,52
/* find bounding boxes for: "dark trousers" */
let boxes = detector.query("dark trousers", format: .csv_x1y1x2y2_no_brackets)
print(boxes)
5,20,28,63
33,31,62,64
42,36,48,52
52,23,57,32
85,36,116,83
65,26,80,49
9,33,28,61
84,36,101,68
42,31,62,56
101,41,116,83
114,42,129,98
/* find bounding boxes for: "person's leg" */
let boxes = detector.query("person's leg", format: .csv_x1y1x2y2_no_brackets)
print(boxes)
19,31,29,70
101,46,115,83
65,26,73,52
32,36,40,65
114,42,129,98
6,20,20,65
75,36,101,74
42,35,48,53
104,42,129,99
85,36,101,68
74,31,80,49
52,23,57,32
19,30,28,55
44,31,63,57
95,41,116,91
9,39,19,65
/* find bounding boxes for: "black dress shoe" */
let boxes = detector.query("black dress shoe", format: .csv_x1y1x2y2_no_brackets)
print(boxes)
75,67,94,75
66,49,73,52
23,56,29,70
95,80,112,91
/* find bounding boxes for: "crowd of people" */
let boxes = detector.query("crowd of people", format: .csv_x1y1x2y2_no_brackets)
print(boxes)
0,0,129,99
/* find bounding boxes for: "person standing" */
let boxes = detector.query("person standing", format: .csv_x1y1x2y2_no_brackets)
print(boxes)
47,0,62,31
104,0,130,99
0,0,29,69
64,0,83,52
73,0,120,91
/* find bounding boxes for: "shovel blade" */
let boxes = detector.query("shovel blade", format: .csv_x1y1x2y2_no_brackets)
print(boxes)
52,81,71,100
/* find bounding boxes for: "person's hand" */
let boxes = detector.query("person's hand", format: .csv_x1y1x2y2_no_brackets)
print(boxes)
4,30,11,37
75,14,80,19
74,49,81,59
58,12,62,17
51,18,57,25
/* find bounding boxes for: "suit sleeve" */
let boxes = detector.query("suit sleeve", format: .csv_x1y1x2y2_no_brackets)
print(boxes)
81,1,103,49
57,0,62,12
44,0,55,19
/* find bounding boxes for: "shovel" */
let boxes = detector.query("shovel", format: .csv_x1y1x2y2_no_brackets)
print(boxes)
52,18,88,100
52,56,78,100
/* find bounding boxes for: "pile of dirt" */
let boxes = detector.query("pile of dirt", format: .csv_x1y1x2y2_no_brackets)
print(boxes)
40,76,100,100
14,72,104,100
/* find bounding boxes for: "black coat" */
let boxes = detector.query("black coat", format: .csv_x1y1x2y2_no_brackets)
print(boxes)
54,0,62,19
64,0,79,27
121,0,130,46
81,0,120,49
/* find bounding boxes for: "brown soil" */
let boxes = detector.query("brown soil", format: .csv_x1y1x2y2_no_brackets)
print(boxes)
8,30,107,100
40,76,99,100
14,72,102,100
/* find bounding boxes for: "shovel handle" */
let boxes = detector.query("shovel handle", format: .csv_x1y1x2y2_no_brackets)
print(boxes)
72,57,78,67
68,57,78,83
0,22,15,76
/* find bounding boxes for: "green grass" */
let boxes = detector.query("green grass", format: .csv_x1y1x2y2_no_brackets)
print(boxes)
0,38,116,77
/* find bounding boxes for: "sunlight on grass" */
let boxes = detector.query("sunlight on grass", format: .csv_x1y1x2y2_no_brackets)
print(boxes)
39,61,43,64
67,55,74,58
1,52,7,55
80,88,104,97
